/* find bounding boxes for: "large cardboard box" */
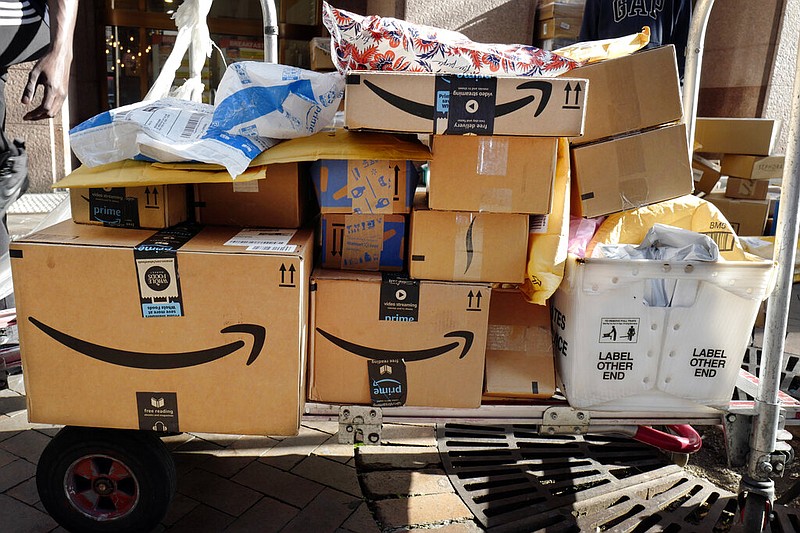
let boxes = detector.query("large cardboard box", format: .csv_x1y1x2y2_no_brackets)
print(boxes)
194,163,308,228
429,135,557,214
345,72,588,137
320,213,406,271
552,254,773,411
11,221,313,436
565,46,683,145
571,124,693,218
483,290,555,399
706,193,770,236
409,199,529,283
70,185,188,229
692,155,722,195
310,159,418,214
695,118,780,156
724,177,769,200
309,36,335,71
309,269,491,407
721,154,785,181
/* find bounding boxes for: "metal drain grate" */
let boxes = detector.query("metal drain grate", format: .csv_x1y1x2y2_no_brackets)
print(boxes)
437,423,800,532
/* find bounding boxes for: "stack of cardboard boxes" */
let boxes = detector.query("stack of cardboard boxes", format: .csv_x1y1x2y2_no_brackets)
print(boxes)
535,1,586,51
693,117,784,236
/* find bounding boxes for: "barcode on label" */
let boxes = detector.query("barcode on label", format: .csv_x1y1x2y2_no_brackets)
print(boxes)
181,112,205,138
246,245,297,253
529,215,548,234
228,239,289,247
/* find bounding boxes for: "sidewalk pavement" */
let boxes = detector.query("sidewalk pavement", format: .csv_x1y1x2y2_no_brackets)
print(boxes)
0,373,483,533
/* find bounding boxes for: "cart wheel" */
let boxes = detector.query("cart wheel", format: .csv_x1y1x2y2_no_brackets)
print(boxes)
740,492,772,532
36,426,176,533
668,451,690,467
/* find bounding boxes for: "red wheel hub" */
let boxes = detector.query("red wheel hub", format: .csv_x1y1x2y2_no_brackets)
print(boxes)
65,454,139,520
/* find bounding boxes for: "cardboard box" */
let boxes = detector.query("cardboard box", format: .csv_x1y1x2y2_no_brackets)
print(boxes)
409,198,529,283
538,2,585,20
725,177,769,200
429,135,557,214
552,254,773,411
721,154,785,181
70,185,187,229
320,213,406,271
11,221,313,436
194,163,308,228
310,159,418,214
692,156,722,195
537,17,582,40
483,290,555,399
309,36,335,71
309,269,491,407
706,193,769,236
565,46,683,145
571,124,694,218
695,118,780,156
345,72,588,137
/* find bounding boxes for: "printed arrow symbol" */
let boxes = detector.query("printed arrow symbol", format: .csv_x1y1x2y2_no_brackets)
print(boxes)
331,228,340,256
145,187,151,204
564,82,572,105
394,165,400,197
476,290,482,308
467,290,474,307
28,317,267,369
280,263,287,283
573,83,582,106
152,187,159,206
288,264,296,285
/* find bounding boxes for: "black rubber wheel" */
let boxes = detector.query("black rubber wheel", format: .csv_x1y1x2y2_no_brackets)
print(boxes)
36,426,176,533
741,492,772,533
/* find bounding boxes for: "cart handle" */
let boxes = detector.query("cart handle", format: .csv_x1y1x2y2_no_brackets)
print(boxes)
633,424,702,454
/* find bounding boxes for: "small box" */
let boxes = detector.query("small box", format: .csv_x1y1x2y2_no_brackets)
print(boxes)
320,213,406,271
70,185,187,229
410,197,529,284
705,193,770,236
483,290,555,399
565,46,683,145
571,124,693,218
429,135,557,214
194,163,308,228
10,222,313,436
310,159,418,214
692,156,722,195
552,254,773,411
345,71,588,137
309,269,491,408
538,2,586,21
725,177,769,200
721,154,785,181
695,118,780,156
309,37,335,71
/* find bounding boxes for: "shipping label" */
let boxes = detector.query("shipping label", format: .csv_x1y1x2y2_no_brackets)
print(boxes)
599,318,639,343
225,228,297,253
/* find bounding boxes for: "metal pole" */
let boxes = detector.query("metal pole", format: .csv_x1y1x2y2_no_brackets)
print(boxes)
745,32,800,487
259,0,279,64
682,0,715,154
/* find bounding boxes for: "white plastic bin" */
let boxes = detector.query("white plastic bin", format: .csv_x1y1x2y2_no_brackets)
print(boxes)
551,254,774,412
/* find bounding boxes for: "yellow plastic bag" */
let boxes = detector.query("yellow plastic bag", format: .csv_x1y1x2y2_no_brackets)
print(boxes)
587,194,748,261
554,27,650,65
521,138,570,305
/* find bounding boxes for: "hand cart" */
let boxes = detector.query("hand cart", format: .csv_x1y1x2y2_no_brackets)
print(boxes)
22,1,800,532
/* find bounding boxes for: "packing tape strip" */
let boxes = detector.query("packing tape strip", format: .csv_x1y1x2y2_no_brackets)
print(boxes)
486,324,552,353
476,137,509,176
616,134,649,211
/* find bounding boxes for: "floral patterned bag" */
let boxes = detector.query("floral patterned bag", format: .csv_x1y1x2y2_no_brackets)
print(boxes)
322,2,579,77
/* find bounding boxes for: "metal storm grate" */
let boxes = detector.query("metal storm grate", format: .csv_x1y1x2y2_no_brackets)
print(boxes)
437,423,800,532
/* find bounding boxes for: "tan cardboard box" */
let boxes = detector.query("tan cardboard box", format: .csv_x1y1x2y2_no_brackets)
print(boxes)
724,177,769,200
11,221,313,436
692,155,722,195
705,193,769,236
309,37,335,71
483,290,555,399
537,17,582,40
194,163,308,228
70,185,187,229
309,269,491,408
538,2,585,20
695,118,780,156
571,124,693,218
565,46,683,145
409,197,529,283
320,213,406,271
721,154,785,181
429,135,557,214
345,71,588,137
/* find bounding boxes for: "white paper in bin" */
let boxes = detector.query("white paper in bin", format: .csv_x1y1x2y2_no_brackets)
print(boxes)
551,255,774,412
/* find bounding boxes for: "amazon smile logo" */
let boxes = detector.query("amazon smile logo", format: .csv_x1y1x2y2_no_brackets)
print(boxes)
316,328,474,361
28,317,266,369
